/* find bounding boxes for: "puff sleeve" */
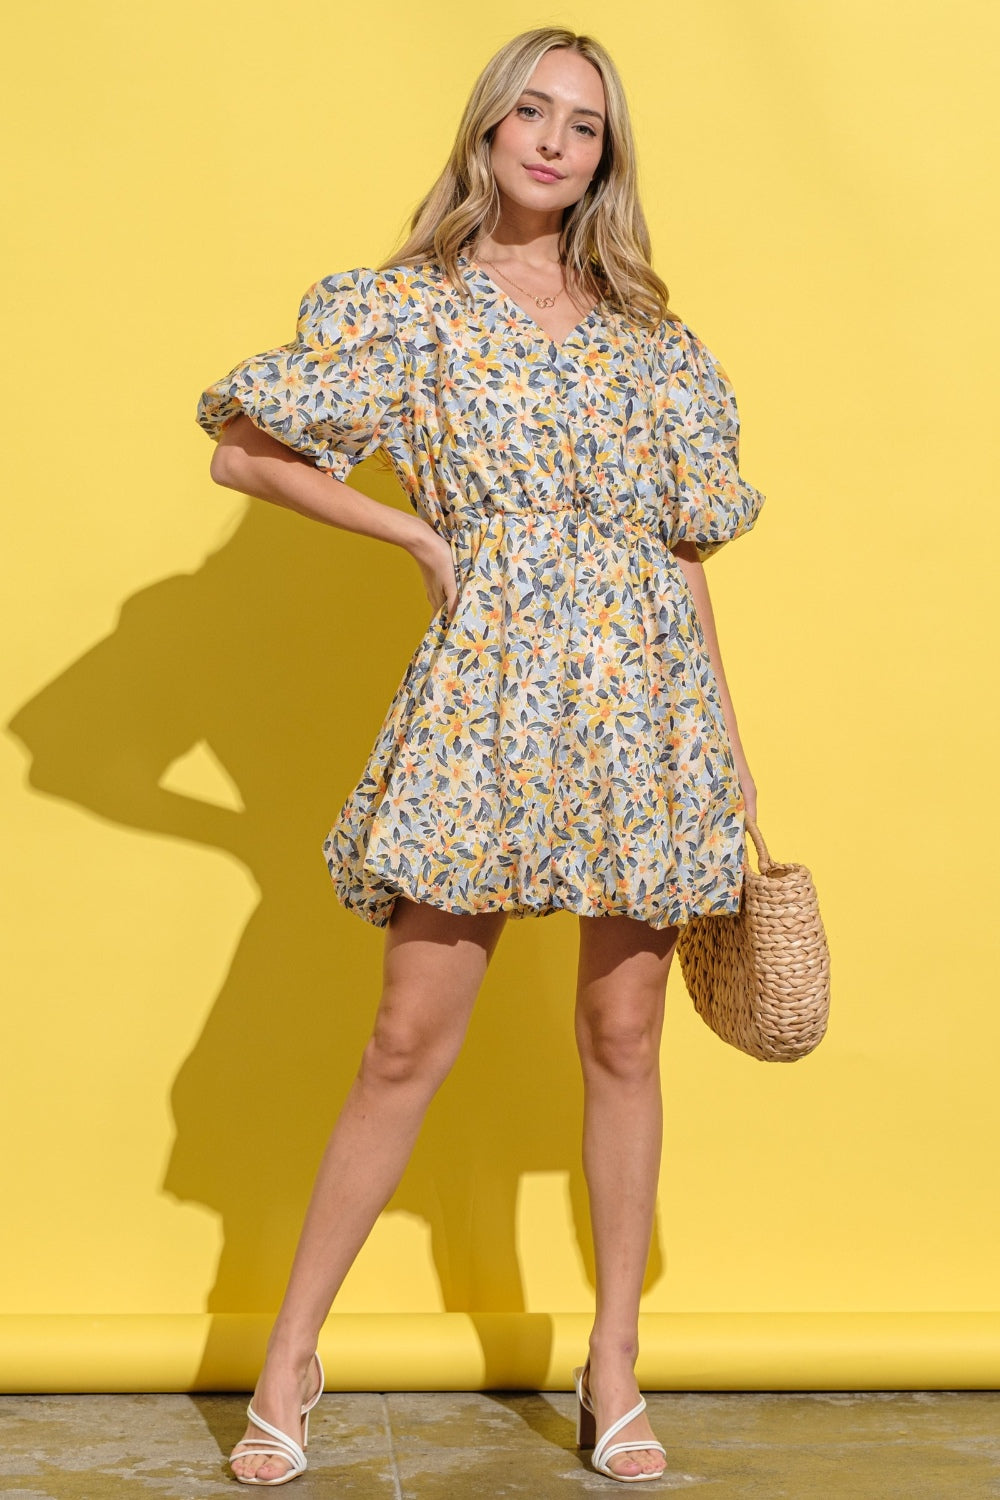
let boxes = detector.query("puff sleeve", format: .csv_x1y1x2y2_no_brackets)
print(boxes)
196,268,407,483
657,320,766,563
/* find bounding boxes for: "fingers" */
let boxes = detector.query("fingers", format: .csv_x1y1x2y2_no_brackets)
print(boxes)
429,571,459,621
417,533,459,621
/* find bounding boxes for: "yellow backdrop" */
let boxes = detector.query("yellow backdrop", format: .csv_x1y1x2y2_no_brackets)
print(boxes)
3,0,998,1391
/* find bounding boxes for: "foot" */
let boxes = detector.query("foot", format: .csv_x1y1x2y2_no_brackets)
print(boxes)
229,1352,320,1484
583,1353,665,1480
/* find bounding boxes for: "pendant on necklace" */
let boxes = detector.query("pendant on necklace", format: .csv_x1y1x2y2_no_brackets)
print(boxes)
535,296,556,309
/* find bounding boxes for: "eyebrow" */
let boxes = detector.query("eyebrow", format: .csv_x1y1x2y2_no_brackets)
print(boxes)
520,88,605,123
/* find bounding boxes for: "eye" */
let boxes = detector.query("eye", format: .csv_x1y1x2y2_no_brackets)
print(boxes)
516,105,540,119
574,122,598,138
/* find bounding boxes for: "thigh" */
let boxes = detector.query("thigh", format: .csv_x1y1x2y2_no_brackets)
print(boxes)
576,913,679,1017
378,895,507,1044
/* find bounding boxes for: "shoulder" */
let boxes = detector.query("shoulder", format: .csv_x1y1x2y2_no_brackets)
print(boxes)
632,315,737,403
636,314,714,367
297,264,436,346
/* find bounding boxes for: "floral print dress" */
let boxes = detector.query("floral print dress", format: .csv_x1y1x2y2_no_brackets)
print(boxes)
197,258,765,930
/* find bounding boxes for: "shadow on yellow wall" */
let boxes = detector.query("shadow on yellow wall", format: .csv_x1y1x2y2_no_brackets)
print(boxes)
8,462,664,1388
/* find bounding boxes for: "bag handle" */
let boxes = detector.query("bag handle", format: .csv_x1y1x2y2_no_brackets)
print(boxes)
743,812,773,874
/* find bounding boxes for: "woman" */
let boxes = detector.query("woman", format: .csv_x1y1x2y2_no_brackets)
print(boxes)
198,26,764,1487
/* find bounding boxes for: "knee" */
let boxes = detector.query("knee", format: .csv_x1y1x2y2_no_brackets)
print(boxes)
359,999,461,1092
578,1002,662,1084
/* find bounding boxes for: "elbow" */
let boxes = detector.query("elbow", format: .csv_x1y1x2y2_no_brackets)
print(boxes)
210,440,243,490
209,412,267,490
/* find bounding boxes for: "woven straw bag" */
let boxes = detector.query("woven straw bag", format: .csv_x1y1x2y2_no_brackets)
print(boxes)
676,814,831,1062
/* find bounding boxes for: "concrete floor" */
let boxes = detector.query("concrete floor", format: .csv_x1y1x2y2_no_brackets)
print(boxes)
1,1389,999,1498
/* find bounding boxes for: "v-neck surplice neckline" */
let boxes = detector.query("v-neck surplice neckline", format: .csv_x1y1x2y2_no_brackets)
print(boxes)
459,256,604,353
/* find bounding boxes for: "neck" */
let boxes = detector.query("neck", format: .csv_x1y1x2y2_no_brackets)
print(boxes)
476,196,564,267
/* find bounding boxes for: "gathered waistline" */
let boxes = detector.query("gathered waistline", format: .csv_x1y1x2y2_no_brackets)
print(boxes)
444,504,665,536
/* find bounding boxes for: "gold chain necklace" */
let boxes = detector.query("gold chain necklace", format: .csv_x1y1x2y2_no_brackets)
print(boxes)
479,257,566,310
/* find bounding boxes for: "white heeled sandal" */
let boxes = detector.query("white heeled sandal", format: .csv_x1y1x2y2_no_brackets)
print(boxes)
229,1351,325,1487
573,1361,666,1483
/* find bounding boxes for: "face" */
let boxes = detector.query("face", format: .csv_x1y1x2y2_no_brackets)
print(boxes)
489,48,607,218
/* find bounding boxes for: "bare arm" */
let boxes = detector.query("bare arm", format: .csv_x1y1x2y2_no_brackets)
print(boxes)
210,415,459,617
671,540,757,822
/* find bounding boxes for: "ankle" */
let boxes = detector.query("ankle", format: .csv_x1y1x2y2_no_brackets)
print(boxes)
588,1329,640,1366
262,1333,318,1377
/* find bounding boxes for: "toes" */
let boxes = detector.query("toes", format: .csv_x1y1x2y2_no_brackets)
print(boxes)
259,1458,290,1481
639,1445,665,1475
609,1446,664,1478
230,1447,291,1482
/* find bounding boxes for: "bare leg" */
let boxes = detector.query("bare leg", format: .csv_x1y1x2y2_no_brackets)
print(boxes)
574,913,678,1479
231,896,506,1482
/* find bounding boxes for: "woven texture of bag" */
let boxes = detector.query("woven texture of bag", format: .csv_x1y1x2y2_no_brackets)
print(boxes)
676,814,831,1062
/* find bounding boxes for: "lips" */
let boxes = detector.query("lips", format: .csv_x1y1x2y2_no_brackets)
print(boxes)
524,165,565,183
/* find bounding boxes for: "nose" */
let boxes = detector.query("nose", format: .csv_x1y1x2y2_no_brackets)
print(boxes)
538,140,563,160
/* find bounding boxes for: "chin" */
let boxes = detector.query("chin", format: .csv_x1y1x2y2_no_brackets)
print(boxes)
499,180,584,216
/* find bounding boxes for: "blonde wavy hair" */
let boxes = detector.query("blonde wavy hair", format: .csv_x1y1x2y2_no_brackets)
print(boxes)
384,28,674,327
